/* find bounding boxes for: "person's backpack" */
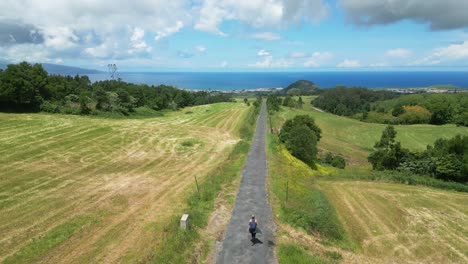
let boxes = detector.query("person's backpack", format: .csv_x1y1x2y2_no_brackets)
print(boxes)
249,220,257,230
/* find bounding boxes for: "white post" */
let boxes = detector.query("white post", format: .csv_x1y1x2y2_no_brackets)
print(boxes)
180,214,190,229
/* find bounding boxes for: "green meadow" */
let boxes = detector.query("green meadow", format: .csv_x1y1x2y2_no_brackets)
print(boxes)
268,97,468,264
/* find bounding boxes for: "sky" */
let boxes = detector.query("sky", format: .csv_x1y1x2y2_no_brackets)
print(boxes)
1,0,468,72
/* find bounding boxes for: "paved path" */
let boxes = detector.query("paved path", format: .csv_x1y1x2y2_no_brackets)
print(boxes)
216,102,277,264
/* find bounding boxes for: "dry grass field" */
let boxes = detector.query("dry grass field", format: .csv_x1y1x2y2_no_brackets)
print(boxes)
0,102,249,263
321,181,468,263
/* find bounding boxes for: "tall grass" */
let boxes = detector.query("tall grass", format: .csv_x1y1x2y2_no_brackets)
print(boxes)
267,134,354,248
150,104,259,263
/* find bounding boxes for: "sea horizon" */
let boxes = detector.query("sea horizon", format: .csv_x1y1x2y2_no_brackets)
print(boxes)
86,71,468,91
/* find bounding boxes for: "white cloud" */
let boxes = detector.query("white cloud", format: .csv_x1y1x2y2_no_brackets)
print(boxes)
250,50,292,68
290,52,308,58
0,0,191,61
340,0,468,30
337,59,361,68
386,48,412,58
303,51,333,67
196,45,207,52
248,32,282,41
220,60,228,68
249,56,292,68
257,49,270,57
410,40,468,66
155,21,184,41
195,0,328,35
129,27,151,54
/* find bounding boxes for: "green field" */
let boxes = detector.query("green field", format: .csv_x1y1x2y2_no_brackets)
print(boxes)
268,98,468,263
0,102,249,263
273,97,468,165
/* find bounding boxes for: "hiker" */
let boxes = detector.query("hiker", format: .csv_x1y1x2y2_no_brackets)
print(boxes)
248,215,258,240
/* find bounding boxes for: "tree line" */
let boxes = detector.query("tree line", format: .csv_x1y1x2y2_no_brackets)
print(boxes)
369,126,468,183
312,86,467,126
0,62,233,115
312,86,398,116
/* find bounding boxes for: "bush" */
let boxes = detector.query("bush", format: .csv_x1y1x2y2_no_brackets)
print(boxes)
40,101,60,113
323,152,346,169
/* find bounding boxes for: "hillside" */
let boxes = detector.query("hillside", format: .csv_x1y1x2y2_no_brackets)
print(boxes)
0,102,250,263
281,80,322,95
267,97,468,263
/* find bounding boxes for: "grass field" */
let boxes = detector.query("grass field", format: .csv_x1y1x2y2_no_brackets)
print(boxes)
0,102,249,263
268,99,468,263
321,181,468,263
273,97,468,165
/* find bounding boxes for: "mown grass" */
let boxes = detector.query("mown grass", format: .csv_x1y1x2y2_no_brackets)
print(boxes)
321,181,468,263
0,102,250,263
150,104,259,263
3,215,99,264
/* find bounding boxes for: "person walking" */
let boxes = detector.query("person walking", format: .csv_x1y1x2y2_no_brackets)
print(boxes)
248,215,258,240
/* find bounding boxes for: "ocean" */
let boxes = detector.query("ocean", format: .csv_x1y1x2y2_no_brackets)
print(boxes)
86,71,468,91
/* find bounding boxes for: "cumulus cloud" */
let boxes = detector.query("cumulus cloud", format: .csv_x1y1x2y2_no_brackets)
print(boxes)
304,51,333,67
220,60,228,68
337,59,360,68
129,27,151,54
340,0,468,30
248,32,282,41
0,21,44,46
250,49,292,68
410,40,468,65
0,0,191,62
249,56,292,68
257,49,271,57
195,0,328,35
386,48,412,58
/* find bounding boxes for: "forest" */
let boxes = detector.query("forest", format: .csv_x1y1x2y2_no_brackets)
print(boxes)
0,62,233,115
312,86,468,126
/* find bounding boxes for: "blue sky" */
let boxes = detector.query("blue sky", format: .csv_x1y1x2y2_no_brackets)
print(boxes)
1,0,468,71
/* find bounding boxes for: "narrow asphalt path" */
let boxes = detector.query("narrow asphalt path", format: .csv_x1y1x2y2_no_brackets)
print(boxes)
216,102,277,264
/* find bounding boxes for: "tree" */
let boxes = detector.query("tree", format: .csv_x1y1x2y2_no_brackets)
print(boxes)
0,61,48,111
297,96,304,109
285,124,317,167
392,104,405,117
279,115,321,167
79,92,91,114
279,115,321,143
368,125,409,170
267,94,281,112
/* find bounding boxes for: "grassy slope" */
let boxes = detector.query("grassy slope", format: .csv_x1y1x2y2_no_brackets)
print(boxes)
268,97,468,263
278,96,468,166
0,102,250,263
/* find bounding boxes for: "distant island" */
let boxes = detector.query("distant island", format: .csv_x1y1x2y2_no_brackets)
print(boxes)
0,60,102,75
